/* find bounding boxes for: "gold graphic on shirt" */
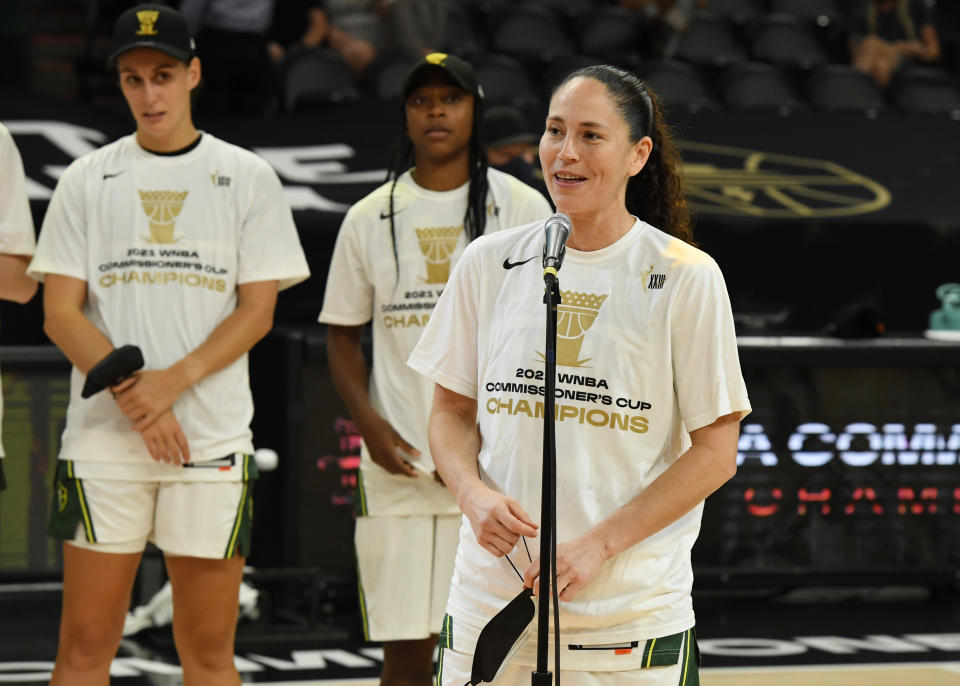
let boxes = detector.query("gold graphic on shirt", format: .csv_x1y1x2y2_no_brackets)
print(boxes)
57,483,68,513
139,190,188,243
640,265,655,292
547,290,609,368
135,10,160,36
416,226,461,284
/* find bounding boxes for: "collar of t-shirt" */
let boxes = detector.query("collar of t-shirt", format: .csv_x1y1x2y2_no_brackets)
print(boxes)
139,133,203,157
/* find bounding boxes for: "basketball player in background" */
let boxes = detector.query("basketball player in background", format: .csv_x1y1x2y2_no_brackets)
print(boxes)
319,53,550,686
0,123,38,492
28,5,309,684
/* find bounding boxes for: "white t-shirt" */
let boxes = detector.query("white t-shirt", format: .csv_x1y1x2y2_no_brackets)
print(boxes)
319,168,551,515
28,133,310,474
408,219,751,644
0,123,37,459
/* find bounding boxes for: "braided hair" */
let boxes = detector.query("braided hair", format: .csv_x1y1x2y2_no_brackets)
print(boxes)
384,84,490,282
553,65,693,244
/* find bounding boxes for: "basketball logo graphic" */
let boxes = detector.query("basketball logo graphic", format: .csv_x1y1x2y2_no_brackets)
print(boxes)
416,226,461,283
555,290,608,367
139,190,188,243
57,483,68,513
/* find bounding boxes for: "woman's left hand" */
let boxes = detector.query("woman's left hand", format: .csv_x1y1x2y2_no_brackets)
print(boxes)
114,368,186,431
523,534,609,602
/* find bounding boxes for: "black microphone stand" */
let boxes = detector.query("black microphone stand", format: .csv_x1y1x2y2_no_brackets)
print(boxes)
533,271,561,686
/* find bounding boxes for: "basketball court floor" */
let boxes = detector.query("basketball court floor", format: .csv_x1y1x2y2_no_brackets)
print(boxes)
1,581,958,684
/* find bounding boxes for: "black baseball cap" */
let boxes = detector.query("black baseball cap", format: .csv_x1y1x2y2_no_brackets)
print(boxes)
402,52,484,100
107,3,196,67
484,106,537,148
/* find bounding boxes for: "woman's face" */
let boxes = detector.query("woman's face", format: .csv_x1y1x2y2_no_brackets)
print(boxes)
404,73,475,167
117,48,200,150
540,77,650,221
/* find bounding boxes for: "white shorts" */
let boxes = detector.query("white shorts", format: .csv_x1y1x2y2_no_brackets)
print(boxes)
49,459,256,559
355,513,460,641
437,628,700,686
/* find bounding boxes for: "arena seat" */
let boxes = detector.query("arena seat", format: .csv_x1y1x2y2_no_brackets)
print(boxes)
366,51,419,102
281,47,360,111
750,14,830,72
489,4,574,69
577,5,646,69
474,53,541,107
643,60,723,112
720,61,805,113
806,65,886,114
769,0,841,27
674,11,747,69
707,0,763,27
890,65,960,115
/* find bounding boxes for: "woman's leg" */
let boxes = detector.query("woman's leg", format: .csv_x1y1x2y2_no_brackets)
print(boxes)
50,543,143,686
382,636,438,686
164,553,246,686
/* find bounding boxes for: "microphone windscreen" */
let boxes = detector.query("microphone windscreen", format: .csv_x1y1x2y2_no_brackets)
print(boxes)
81,345,145,398
542,212,572,271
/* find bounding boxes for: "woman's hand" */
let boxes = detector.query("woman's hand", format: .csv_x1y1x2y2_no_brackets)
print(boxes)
139,409,190,465
523,534,609,602
358,413,420,477
460,483,538,557
114,368,187,431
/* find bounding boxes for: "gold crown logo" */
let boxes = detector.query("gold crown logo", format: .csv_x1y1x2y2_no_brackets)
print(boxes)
426,52,448,66
416,226,461,284
136,10,160,36
139,190,188,244
554,290,608,367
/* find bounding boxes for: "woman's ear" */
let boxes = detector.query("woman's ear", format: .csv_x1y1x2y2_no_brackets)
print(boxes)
187,56,202,89
629,136,653,177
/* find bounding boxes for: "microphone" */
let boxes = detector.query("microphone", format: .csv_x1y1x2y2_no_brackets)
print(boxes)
81,345,144,398
542,212,571,282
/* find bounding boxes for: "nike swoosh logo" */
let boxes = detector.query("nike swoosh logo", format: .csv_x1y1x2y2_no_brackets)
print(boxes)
380,208,403,220
102,171,126,180
502,256,537,270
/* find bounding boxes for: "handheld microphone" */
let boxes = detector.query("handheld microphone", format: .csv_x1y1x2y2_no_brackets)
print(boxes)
542,212,571,282
81,345,145,398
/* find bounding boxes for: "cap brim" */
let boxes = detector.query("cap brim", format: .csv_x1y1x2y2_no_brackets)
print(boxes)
107,42,193,67
402,64,470,99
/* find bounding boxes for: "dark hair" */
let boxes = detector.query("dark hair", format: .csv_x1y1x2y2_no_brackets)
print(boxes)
384,90,490,281
553,65,693,244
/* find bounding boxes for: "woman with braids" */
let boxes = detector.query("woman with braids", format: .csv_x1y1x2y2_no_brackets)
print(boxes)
409,65,751,685
318,53,550,686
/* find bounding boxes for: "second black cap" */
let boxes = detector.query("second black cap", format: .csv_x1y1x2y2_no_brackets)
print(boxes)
107,3,195,67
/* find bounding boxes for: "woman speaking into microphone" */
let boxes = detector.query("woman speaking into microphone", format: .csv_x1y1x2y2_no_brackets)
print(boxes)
408,65,751,686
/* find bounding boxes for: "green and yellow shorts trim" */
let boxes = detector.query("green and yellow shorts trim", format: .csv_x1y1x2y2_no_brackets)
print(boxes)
48,461,97,542
436,613,700,686
47,456,258,559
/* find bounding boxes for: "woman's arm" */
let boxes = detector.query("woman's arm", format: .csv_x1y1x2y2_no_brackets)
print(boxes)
0,254,38,304
523,411,741,599
430,383,538,556
43,273,115,373
898,24,941,62
115,279,279,431
326,323,419,476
